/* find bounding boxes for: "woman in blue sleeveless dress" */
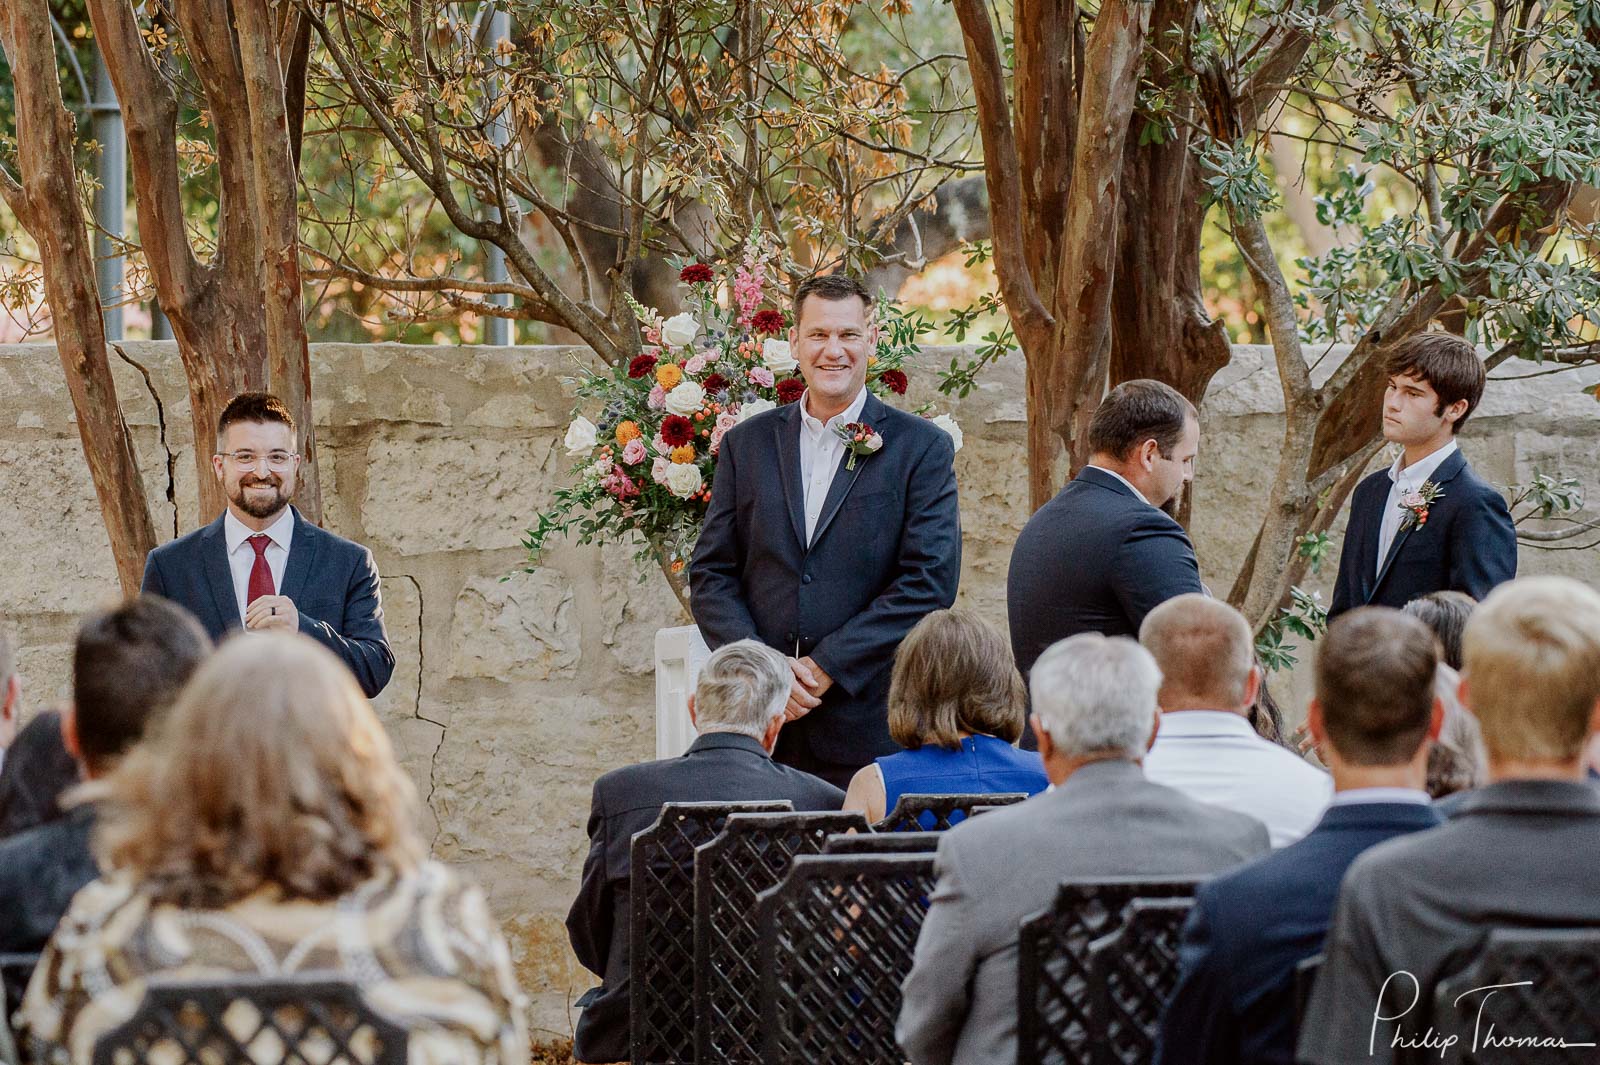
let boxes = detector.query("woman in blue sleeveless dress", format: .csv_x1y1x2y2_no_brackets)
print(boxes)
843,609,1048,824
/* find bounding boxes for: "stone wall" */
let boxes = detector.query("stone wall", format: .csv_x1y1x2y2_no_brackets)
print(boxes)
2,341,1597,1039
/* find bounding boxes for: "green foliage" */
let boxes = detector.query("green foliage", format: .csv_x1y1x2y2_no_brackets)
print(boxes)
1255,586,1329,673
1510,472,1586,521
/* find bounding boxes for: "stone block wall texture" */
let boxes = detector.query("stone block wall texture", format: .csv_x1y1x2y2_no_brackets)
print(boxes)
3,341,1597,1039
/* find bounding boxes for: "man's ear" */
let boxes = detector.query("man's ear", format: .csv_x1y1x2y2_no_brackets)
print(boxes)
686,693,698,731
1137,437,1161,471
60,701,82,761
761,714,783,754
1032,715,1053,763
1428,696,1446,742
1307,697,1328,746
1,672,19,722
1242,665,1263,711
1442,397,1470,428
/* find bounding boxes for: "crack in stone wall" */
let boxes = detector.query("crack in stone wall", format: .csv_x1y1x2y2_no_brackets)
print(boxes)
111,342,180,538
391,571,449,848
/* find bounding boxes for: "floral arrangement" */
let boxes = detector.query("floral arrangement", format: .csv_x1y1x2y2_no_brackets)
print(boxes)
1396,480,1445,533
523,233,962,600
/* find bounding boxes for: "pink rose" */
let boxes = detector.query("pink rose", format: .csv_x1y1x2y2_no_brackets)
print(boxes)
748,367,775,388
648,383,667,410
651,456,672,484
1400,490,1425,509
685,354,709,374
622,438,648,465
710,411,739,455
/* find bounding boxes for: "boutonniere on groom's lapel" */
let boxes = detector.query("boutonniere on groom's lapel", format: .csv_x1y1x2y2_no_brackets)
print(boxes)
1396,480,1445,533
834,421,884,470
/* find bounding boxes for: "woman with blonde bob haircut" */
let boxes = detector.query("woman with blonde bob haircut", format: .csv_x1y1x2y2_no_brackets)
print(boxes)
21,633,528,1064
844,609,1047,823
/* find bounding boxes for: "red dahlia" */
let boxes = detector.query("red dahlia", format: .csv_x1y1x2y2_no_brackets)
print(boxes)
679,263,715,284
702,373,729,395
879,369,909,395
628,353,658,379
661,414,695,446
776,378,806,404
752,309,786,335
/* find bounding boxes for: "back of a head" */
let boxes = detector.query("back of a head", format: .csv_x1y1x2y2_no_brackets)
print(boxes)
1139,594,1254,711
1086,379,1196,462
99,632,422,907
73,596,213,774
1461,577,1600,765
694,639,789,740
1030,633,1161,760
0,710,81,836
1403,591,1476,670
1315,608,1439,766
888,609,1026,750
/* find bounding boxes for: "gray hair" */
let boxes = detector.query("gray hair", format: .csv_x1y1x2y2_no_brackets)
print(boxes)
694,639,789,740
1030,634,1162,759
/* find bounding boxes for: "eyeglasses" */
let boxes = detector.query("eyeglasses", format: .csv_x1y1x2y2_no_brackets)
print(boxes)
216,450,299,471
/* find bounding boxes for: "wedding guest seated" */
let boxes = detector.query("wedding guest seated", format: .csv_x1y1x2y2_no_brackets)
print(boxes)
0,597,210,954
1155,607,1444,1065
18,632,528,1063
0,710,80,839
898,633,1269,1065
1141,595,1332,846
842,609,1046,824
566,639,844,1064
1299,576,1600,1065
1403,591,1488,801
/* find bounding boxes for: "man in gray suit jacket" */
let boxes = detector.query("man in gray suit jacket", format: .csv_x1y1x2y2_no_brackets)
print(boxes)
897,633,1270,1065
1299,576,1600,1065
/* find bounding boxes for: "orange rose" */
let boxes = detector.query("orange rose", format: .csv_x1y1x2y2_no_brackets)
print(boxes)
656,363,684,390
670,444,697,464
615,420,642,446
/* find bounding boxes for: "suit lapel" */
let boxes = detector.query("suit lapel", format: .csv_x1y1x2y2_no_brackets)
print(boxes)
200,515,241,630
805,393,881,552
1366,449,1467,604
279,506,318,602
774,407,808,551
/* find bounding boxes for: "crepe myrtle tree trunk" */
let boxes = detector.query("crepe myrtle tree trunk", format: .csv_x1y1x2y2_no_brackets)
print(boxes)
0,0,158,594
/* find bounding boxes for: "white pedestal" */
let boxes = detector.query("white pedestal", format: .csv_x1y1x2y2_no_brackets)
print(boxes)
653,625,710,759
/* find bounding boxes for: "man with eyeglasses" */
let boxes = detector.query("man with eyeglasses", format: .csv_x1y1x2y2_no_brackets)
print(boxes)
140,392,394,697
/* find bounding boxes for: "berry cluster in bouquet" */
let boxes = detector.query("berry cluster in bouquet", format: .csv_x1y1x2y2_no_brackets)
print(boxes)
523,233,962,604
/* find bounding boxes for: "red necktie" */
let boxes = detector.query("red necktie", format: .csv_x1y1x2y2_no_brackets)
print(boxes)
247,534,275,605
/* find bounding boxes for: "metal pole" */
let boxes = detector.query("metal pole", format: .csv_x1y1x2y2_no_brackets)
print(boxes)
483,6,512,345
89,47,126,339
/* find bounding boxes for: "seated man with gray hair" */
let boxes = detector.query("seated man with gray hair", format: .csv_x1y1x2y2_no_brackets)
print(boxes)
898,633,1269,1065
565,639,844,1064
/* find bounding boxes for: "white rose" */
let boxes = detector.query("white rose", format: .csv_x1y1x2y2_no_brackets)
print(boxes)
665,381,707,415
737,397,777,423
660,312,701,350
588,457,613,479
931,413,963,453
761,338,798,373
665,461,703,499
564,415,598,455
865,433,884,452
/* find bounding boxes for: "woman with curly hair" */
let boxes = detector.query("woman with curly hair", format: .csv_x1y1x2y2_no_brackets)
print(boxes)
20,633,528,1064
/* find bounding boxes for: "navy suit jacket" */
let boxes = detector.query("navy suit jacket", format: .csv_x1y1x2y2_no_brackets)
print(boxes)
1006,467,1203,681
688,392,961,764
140,507,395,698
1155,801,1441,1065
1329,449,1515,617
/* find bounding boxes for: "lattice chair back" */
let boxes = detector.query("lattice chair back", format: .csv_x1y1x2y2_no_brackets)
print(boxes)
89,976,406,1065
1294,953,1323,1041
629,800,791,1064
758,852,938,1064
1429,927,1600,1064
873,791,1028,832
693,811,870,1063
1086,898,1195,1065
821,831,943,855
0,953,39,1028
1016,876,1202,1065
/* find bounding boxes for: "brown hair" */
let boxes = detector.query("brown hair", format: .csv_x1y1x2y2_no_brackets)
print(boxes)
1087,380,1197,461
888,609,1026,750
1315,607,1439,766
1403,591,1476,670
216,391,295,448
792,274,872,325
97,632,424,908
1383,333,1486,432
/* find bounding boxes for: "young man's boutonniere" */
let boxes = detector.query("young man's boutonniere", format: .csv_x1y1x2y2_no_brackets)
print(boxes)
1397,480,1445,533
835,422,883,470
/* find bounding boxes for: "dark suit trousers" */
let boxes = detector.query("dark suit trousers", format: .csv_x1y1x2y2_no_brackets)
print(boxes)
773,729,861,790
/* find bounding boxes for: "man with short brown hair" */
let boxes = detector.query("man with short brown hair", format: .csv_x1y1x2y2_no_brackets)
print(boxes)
1328,332,1515,615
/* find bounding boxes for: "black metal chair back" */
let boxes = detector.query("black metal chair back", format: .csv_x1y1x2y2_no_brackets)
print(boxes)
821,831,943,854
693,811,870,1063
629,800,791,1064
90,976,406,1064
1016,876,1201,1065
873,791,1028,832
1086,898,1195,1065
758,852,938,1064
0,952,38,1065
1430,928,1600,1064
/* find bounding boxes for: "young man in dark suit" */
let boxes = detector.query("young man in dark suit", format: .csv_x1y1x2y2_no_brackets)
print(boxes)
1155,607,1444,1065
1328,333,1516,617
690,275,962,787
564,640,843,1063
140,392,394,697
1006,379,1204,682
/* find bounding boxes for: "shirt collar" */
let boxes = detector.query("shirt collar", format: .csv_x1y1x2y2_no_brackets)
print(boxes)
1154,709,1257,738
1386,439,1457,490
1330,786,1432,807
224,506,295,555
799,386,869,436
1085,465,1150,506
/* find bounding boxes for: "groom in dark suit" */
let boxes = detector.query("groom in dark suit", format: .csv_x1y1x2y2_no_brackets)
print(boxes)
141,392,394,697
1329,333,1516,617
689,274,962,787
